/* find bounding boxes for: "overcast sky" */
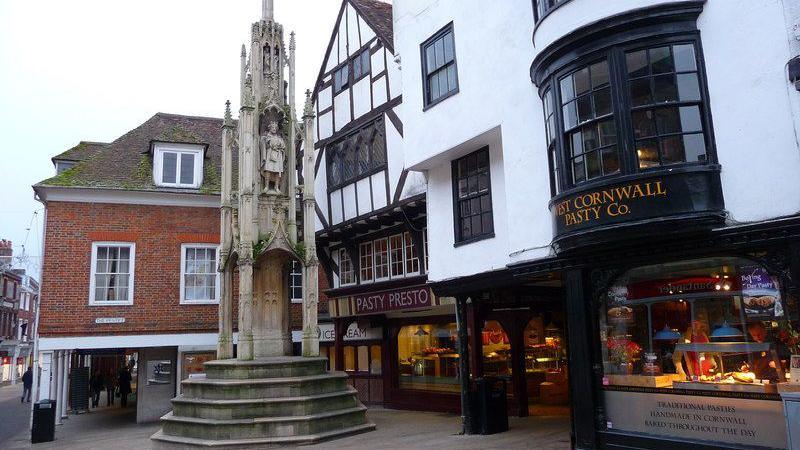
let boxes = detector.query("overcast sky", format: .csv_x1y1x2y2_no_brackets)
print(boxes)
0,0,342,277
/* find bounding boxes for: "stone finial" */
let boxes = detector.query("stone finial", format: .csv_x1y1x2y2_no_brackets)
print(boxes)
289,31,296,51
224,100,233,126
241,44,247,57
303,89,314,119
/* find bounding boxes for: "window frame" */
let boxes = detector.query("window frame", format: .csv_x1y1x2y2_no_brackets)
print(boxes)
289,260,303,304
532,0,574,25
179,244,221,305
451,147,495,246
153,143,205,189
540,33,717,194
359,241,374,284
88,242,136,306
333,64,350,95
421,22,459,110
352,48,372,83
326,118,387,192
337,248,356,287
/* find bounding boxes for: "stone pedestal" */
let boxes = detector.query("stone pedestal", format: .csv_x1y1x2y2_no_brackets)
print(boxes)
150,357,374,448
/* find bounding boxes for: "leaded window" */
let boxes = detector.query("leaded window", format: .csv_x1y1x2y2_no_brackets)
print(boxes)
326,119,387,190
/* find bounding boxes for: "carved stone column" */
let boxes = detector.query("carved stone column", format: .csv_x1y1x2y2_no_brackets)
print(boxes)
237,252,255,361
301,91,319,357
217,264,234,359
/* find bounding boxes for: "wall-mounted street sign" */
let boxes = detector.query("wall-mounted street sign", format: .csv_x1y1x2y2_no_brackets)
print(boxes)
549,167,724,240
95,317,125,324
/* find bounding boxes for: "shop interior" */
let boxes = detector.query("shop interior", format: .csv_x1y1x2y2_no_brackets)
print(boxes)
599,257,796,394
71,349,138,418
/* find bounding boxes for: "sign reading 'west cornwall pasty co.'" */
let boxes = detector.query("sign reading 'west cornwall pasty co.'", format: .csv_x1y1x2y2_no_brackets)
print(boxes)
549,168,724,239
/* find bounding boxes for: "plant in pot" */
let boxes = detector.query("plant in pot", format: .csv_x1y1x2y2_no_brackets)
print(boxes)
778,323,800,384
607,337,642,375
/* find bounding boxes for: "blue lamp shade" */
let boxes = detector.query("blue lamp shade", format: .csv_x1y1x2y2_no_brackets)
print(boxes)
654,325,682,341
710,321,743,338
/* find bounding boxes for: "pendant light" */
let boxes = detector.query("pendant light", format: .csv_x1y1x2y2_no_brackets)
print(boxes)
654,325,682,341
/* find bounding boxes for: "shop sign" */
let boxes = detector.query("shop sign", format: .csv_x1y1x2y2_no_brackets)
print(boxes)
740,266,782,318
604,391,786,449
550,170,723,239
317,322,382,342
354,286,431,314
627,277,738,300
95,317,125,324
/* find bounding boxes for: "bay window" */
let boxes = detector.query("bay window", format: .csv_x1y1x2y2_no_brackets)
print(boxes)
538,35,714,193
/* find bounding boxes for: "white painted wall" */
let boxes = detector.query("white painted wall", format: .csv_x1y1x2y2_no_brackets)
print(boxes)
396,0,800,281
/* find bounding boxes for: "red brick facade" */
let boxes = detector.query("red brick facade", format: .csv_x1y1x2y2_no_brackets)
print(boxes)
40,201,220,337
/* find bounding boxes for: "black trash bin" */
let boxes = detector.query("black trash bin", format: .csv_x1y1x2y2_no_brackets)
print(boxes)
474,376,509,435
31,399,57,443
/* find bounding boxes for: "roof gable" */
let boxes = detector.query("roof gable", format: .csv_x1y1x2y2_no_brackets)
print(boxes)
312,0,394,102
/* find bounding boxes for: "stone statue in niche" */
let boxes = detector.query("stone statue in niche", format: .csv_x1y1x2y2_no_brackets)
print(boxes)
260,120,285,193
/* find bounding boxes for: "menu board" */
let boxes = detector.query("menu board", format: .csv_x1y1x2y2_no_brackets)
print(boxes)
739,266,783,318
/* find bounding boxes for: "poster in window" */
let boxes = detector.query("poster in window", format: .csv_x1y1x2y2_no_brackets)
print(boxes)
739,266,782,319
146,360,172,385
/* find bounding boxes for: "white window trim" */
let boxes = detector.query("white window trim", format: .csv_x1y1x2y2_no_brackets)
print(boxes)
153,143,204,189
403,232,421,277
373,238,390,282
338,248,357,287
290,261,303,304
179,244,221,305
359,242,374,285
89,242,135,306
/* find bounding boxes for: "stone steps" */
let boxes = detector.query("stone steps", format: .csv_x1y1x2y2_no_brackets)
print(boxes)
150,422,377,449
180,372,349,400
203,357,328,380
160,406,369,440
171,387,360,419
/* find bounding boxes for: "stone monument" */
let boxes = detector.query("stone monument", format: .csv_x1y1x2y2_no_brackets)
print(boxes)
151,1,374,446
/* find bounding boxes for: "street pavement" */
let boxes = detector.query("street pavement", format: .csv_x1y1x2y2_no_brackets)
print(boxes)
0,384,571,449
0,382,33,449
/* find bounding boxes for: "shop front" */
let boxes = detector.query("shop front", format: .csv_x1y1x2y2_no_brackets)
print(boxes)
327,283,460,412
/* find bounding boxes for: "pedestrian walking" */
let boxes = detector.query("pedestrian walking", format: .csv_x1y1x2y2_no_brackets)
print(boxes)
89,369,104,408
118,367,132,407
21,367,32,403
105,369,116,406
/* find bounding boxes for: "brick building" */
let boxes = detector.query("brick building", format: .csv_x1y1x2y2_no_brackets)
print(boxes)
0,262,21,385
33,112,327,424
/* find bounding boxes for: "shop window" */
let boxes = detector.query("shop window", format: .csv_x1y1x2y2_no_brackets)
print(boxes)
370,345,382,375
397,323,459,392
320,346,331,371
343,346,356,372
452,147,494,244
599,257,792,391
537,34,713,193
180,352,215,381
482,320,512,377
357,346,370,373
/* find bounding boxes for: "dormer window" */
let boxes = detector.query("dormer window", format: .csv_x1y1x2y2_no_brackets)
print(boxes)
153,143,204,188
54,161,75,175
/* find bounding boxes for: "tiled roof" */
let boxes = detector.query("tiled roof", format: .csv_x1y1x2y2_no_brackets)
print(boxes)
52,141,108,163
37,112,229,195
350,0,393,51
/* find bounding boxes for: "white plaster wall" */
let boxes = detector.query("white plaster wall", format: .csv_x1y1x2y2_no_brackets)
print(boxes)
318,111,333,141
338,21,347,63
330,189,343,224
425,138,511,281
387,55,402,100
372,76,388,107
352,77,372,119
318,86,332,111
357,177,372,216
333,91,350,133
347,4,360,54
314,147,329,232
361,18,377,44
372,172,388,209
395,0,545,278
343,184,357,220
386,110,404,201
372,47,386,74
401,171,427,200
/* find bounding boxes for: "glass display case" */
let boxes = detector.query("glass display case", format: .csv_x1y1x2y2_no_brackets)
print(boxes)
599,257,791,392
397,323,459,392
